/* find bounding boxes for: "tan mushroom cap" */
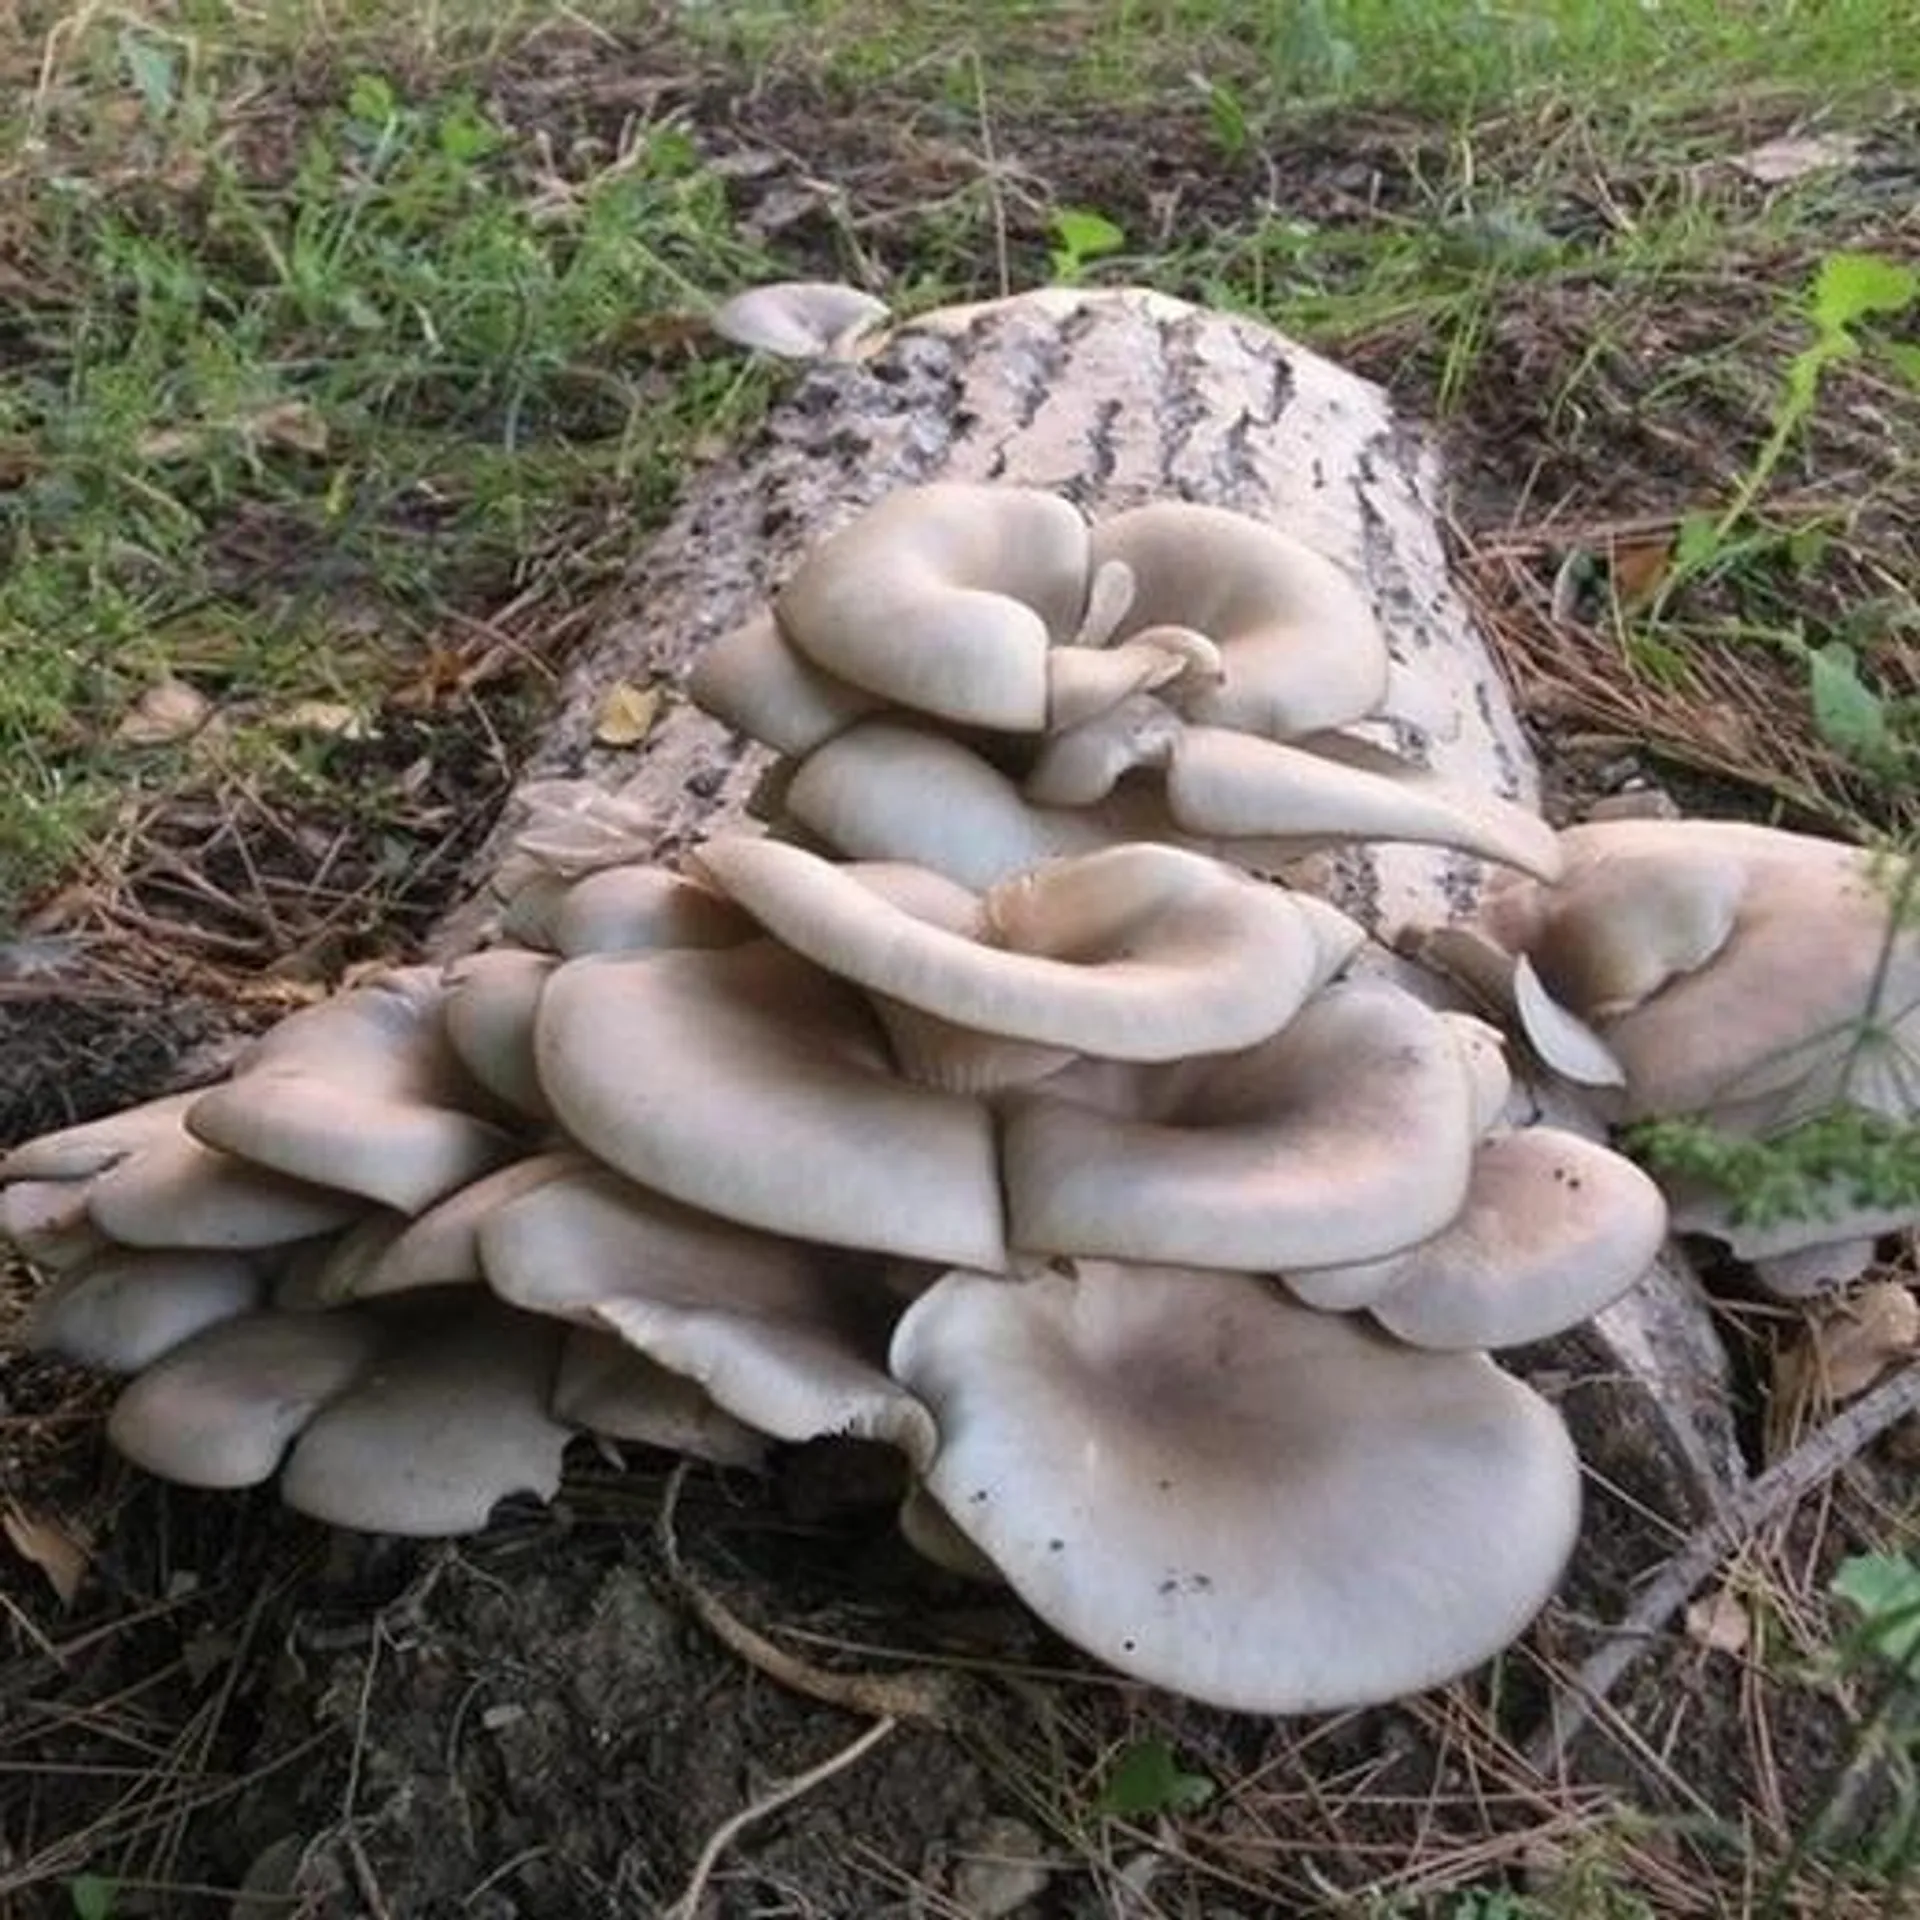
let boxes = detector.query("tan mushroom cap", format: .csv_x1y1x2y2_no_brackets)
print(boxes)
1088,502,1391,738
107,1309,386,1488
692,837,1331,1061
26,1248,265,1371
185,968,521,1213
711,280,890,360
783,719,1160,887
688,608,885,757
278,1303,571,1535
442,950,559,1120
1288,1128,1669,1346
890,1262,1582,1713
775,485,1092,730
536,939,1006,1268
1480,819,1920,1127
1003,979,1479,1268
1165,726,1564,879
550,1327,768,1469
1,1179,110,1271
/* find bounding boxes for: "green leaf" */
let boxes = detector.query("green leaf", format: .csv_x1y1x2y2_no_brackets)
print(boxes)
68,1876,117,1920
1049,208,1126,267
1807,640,1888,758
347,73,400,128
1672,509,1723,575
1810,252,1920,334
1094,1737,1216,1818
119,32,178,121
1881,341,1920,388
1834,1553,1920,1669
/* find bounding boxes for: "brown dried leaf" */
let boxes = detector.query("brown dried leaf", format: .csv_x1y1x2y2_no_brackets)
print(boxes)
1608,537,1675,610
594,681,661,748
3,1503,90,1605
1730,133,1863,186
244,400,329,456
1684,1585,1751,1658
1818,1283,1920,1401
115,677,212,745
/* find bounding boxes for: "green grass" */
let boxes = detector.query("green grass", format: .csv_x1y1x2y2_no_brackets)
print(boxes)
1,19,770,919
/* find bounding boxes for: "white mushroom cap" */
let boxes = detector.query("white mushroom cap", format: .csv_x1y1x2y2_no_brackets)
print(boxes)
774,485,1092,730
441,950,559,1120
711,281,890,360
890,1262,1582,1713
1087,502,1391,738
782,719,1154,887
186,969,521,1212
692,837,1332,1061
26,1249,265,1371
1,1179,110,1271
107,1310,386,1488
550,1327,768,1469
1002,979,1479,1268
1165,726,1564,879
688,608,885,756
1288,1128,1669,1346
536,940,1005,1267
278,1303,571,1535
1479,820,1919,1128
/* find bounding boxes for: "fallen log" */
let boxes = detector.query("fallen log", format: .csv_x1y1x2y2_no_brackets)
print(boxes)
431,284,1744,1518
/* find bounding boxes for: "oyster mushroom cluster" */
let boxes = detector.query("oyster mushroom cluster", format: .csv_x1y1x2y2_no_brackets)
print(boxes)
18,474,1894,1717
5,813,1673,1712
1437,818,1920,1297
690,483,1562,888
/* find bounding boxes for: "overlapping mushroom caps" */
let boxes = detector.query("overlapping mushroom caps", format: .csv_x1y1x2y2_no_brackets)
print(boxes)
1434,818,1920,1294
687,484,1563,889
4,799,1675,1709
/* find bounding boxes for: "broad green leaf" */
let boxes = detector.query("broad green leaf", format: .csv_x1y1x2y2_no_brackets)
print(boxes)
1807,640,1888,758
1049,208,1126,265
68,1876,116,1920
1094,1737,1216,1817
1811,252,1920,333
1834,1553,1920,1669
347,73,399,128
119,32,178,120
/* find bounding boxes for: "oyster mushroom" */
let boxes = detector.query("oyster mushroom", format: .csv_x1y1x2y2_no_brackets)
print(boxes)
890,1262,1582,1713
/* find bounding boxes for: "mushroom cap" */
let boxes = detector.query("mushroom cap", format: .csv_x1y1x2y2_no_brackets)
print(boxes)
1481,820,1918,1127
782,719,1150,887
441,950,559,1119
277,1303,571,1536
688,608,885,757
775,485,1092,730
1289,1128,1670,1347
692,836,1331,1062
1002,979,1479,1268
1087,502,1391,738
711,281,890,360
1165,726,1564,879
186,969,521,1212
1,1179,110,1271
890,1262,1582,1713
26,1248,265,1371
1,1090,204,1184
536,939,1006,1268
106,1310,386,1488
550,1327,769,1468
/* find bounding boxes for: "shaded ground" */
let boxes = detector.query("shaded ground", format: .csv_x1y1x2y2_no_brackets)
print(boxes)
4,14,1920,1919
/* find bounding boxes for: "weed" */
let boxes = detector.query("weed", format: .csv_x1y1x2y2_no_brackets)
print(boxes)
0,25,767,928
1046,206,1127,284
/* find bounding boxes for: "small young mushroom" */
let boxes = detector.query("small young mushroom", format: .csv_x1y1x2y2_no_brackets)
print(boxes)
889,1262,1582,1712
711,281,891,361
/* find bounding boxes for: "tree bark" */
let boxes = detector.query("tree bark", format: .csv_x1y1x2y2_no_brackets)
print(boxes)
431,285,1743,1514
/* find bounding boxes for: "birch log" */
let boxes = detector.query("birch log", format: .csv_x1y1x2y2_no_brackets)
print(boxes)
434,286,1743,1515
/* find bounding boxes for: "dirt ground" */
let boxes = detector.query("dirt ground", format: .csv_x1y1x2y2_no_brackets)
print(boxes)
5,19,1920,1920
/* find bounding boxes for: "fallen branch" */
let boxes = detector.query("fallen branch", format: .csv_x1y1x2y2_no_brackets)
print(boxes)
1528,1356,1920,1775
